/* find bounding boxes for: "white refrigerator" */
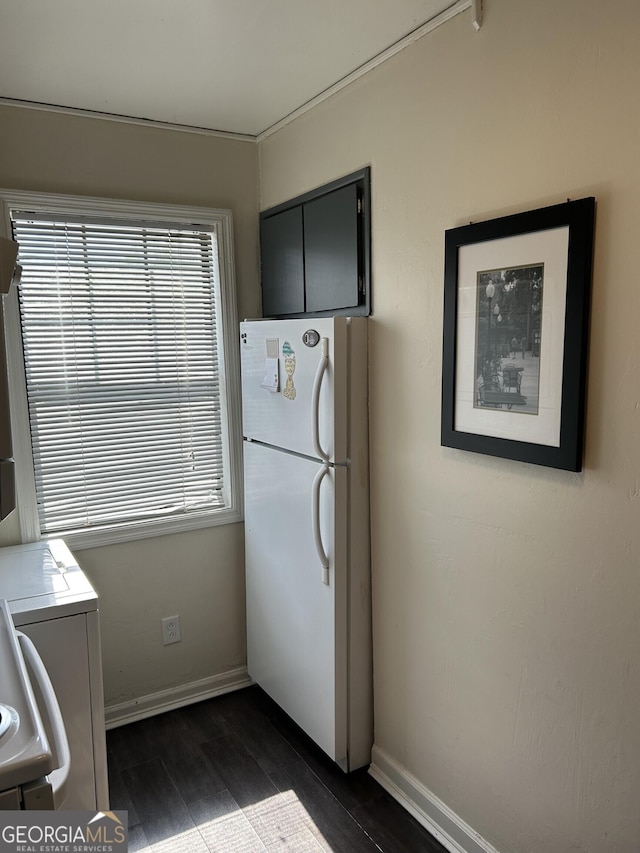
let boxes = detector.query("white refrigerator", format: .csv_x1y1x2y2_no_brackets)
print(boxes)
240,316,372,772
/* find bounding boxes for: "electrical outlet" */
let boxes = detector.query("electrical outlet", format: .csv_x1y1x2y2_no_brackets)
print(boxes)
162,614,181,645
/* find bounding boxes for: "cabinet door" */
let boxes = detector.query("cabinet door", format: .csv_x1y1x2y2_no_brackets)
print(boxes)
304,184,360,313
261,206,304,317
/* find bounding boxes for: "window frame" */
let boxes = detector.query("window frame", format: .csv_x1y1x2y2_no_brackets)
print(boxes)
0,190,243,549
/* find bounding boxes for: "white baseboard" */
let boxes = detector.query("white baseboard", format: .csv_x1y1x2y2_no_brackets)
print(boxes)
104,667,252,729
369,745,501,853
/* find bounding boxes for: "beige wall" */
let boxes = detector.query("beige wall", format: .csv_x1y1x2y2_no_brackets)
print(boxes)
0,105,260,704
259,1,640,851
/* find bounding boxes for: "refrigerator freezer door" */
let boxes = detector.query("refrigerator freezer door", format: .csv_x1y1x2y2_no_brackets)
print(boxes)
244,440,348,766
240,318,348,463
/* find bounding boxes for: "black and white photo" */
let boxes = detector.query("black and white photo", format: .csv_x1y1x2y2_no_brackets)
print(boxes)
474,263,543,416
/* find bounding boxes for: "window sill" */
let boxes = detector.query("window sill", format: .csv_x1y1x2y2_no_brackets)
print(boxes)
50,505,243,552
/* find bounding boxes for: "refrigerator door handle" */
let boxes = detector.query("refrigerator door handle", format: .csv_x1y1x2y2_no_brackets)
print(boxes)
312,464,331,585
311,338,330,462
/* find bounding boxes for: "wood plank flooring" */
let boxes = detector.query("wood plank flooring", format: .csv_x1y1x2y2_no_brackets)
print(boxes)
107,685,448,853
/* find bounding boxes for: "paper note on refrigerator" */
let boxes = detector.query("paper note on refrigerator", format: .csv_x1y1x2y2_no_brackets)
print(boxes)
266,338,279,359
261,357,279,392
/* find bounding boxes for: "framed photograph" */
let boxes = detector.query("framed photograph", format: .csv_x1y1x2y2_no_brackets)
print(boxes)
441,198,595,471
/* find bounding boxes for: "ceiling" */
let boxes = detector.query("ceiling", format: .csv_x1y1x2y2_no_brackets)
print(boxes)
0,0,472,138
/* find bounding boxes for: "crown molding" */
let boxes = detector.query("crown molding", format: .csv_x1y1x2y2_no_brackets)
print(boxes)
257,0,471,141
0,98,256,143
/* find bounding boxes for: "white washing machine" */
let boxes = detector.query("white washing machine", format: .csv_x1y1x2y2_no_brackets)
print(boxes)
0,539,109,810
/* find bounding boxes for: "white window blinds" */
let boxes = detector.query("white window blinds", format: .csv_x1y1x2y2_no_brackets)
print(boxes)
11,211,229,538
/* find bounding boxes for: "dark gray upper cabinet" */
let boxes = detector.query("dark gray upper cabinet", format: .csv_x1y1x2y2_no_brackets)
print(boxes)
261,206,304,317
304,183,359,313
260,168,370,318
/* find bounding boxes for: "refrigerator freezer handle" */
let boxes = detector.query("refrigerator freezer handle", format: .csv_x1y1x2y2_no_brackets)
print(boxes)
312,337,330,462
312,464,330,585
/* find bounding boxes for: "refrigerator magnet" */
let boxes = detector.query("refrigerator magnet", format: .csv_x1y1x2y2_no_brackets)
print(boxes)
282,341,297,400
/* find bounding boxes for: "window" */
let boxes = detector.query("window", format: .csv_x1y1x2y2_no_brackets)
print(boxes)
1,191,242,548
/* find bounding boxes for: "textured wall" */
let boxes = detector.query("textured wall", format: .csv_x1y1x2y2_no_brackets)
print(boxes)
259,1,640,850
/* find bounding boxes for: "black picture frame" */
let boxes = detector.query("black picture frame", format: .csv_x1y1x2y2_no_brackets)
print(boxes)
441,197,595,471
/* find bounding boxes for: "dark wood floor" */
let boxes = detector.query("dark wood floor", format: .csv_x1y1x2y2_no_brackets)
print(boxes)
107,684,448,853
